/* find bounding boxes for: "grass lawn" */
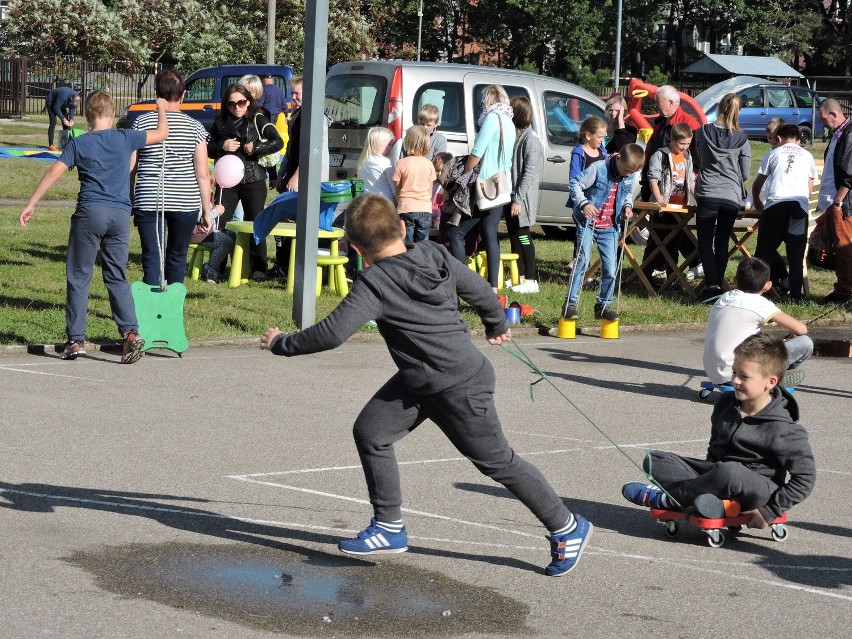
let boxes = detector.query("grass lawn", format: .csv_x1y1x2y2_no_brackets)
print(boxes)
0,120,846,347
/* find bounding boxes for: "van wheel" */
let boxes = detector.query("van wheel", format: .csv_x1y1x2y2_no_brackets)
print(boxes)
541,225,575,241
798,125,812,146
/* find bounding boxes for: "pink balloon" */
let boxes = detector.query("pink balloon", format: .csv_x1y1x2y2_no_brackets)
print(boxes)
214,155,244,188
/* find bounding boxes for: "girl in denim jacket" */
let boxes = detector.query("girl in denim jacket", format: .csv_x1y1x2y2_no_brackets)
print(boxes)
562,144,644,321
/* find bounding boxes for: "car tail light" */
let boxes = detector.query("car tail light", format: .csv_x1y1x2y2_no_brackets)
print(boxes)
388,66,403,142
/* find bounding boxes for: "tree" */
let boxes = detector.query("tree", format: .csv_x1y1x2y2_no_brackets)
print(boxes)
0,0,146,63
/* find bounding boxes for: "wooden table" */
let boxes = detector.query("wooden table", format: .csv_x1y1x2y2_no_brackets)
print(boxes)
224,220,345,290
586,202,762,301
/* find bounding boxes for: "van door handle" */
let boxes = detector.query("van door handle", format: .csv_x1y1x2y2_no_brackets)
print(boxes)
548,155,566,164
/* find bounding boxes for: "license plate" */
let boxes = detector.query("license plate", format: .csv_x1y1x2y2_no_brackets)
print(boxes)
329,153,344,167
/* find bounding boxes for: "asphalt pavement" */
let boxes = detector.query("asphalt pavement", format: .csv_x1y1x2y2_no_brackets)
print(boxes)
1,329,850,638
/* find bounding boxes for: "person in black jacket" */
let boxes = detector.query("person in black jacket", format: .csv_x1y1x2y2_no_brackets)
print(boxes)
209,84,283,281
622,333,815,527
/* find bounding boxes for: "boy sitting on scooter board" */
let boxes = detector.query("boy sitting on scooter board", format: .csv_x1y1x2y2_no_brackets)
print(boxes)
622,333,815,528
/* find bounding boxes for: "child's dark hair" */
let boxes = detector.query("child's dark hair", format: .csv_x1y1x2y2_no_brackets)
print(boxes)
735,257,771,293
734,333,788,381
776,123,801,141
434,152,453,165
345,193,403,257
670,122,693,142
510,95,534,129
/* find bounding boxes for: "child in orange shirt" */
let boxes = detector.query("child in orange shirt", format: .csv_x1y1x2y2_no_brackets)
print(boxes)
392,125,437,243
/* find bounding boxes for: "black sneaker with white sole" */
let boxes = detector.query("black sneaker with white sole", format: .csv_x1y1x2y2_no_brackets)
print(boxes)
594,304,619,321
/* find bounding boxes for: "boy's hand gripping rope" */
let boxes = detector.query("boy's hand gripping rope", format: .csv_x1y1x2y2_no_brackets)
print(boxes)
499,339,683,510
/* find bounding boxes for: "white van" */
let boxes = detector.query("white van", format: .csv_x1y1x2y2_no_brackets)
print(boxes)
324,61,606,236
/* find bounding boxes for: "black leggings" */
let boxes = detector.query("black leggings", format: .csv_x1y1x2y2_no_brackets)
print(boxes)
217,179,269,274
695,201,739,288
47,110,70,147
503,207,537,280
448,204,503,288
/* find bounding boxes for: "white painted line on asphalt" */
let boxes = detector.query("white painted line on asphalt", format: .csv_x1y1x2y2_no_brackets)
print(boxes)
0,365,107,382
232,447,587,478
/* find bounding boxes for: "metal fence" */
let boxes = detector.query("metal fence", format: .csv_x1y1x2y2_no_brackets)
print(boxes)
0,57,160,117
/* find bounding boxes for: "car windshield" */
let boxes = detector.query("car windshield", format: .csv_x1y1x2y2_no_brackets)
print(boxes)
326,75,387,128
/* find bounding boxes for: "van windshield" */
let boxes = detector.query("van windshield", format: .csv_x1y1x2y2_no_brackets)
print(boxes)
326,75,387,128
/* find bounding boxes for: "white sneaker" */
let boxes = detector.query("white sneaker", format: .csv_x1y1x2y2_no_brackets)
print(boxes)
511,279,539,293
686,265,704,281
651,269,667,281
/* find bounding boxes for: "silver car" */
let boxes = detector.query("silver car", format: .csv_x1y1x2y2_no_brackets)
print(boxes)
325,61,606,236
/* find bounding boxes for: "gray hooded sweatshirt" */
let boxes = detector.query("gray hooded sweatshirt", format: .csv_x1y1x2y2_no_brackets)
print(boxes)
709,386,815,523
271,241,507,395
694,123,751,208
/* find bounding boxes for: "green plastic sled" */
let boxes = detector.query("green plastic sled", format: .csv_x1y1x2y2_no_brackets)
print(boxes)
131,281,189,355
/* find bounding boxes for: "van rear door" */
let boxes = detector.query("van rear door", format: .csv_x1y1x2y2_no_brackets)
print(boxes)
325,67,392,180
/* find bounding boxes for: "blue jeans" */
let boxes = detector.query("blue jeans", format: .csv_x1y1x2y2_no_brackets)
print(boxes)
565,215,619,305
66,205,138,341
785,335,814,371
133,209,198,286
401,211,432,244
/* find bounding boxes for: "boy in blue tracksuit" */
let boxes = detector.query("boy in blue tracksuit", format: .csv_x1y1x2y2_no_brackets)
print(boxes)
562,144,644,321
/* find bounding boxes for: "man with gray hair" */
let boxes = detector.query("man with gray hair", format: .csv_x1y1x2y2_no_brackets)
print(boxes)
817,98,852,305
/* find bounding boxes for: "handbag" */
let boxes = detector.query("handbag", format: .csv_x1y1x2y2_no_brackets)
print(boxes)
254,114,282,168
474,114,512,210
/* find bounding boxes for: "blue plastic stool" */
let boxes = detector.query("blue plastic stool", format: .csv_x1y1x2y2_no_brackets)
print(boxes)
699,381,794,400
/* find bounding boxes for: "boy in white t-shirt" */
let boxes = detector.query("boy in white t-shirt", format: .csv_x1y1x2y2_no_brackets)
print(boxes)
704,257,813,386
752,124,818,300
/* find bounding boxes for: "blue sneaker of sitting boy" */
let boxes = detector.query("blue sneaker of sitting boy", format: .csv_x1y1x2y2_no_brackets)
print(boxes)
622,482,671,510
338,517,409,555
545,516,593,577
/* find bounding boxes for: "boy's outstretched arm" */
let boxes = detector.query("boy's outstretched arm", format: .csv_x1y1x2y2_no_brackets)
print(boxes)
144,98,170,146
751,174,767,210
20,161,70,227
770,310,808,336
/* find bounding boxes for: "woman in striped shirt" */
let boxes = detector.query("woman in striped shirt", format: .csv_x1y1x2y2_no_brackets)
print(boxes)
131,69,212,286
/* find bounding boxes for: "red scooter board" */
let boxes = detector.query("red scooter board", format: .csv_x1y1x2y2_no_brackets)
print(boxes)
650,508,789,548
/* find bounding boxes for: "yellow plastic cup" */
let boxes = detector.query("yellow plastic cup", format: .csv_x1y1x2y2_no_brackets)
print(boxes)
556,317,576,339
600,318,619,339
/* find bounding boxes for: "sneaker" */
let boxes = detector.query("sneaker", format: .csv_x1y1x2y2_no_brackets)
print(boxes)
622,482,669,509
545,516,593,577
691,493,726,519
48,145,59,152
687,264,704,281
780,368,806,388
251,270,268,282
58,340,86,360
561,300,578,319
338,517,408,555
511,279,539,294
822,291,851,306
120,330,145,364
699,285,722,304
205,266,220,284
651,269,667,281
594,304,619,321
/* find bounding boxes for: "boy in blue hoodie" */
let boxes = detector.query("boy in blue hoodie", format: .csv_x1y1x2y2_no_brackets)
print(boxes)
562,143,644,321
261,193,593,576
623,333,815,527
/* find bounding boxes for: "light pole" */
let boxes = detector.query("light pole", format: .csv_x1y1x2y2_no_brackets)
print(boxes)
614,0,623,92
417,0,424,61
266,0,276,64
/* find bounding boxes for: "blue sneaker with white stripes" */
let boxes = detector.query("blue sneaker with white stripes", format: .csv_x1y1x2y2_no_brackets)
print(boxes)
338,518,409,555
545,516,593,577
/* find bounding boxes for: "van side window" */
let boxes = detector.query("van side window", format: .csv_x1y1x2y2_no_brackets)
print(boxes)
792,88,816,109
739,88,764,109
325,75,388,128
184,77,215,102
413,83,464,133
472,84,530,130
543,92,604,147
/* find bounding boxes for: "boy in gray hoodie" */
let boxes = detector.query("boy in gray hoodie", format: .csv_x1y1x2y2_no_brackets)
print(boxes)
260,193,593,576
622,333,815,527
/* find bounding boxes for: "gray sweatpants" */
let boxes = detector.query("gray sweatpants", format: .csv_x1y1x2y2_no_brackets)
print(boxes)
352,357,572,531
644,450,777,511
66,205,138,341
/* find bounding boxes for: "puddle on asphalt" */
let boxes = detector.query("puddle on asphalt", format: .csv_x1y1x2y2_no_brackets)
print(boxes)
65,542,530,636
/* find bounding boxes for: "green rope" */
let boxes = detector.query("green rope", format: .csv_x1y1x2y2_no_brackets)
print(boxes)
500,340,683,510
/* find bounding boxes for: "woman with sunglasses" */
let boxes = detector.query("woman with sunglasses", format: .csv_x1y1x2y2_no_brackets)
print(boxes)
209,84,284,281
